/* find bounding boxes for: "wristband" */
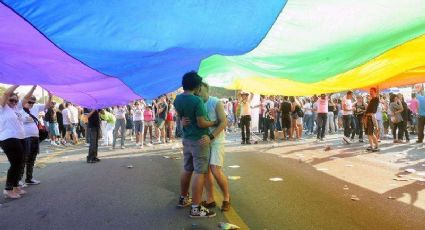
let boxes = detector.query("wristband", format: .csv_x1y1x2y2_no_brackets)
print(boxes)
208,133,215,140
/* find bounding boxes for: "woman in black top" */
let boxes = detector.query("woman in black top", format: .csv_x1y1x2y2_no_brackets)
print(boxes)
353,95,367,142
398,94,410,142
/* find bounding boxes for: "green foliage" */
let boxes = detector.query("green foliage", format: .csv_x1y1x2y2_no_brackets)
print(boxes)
208,86,236,100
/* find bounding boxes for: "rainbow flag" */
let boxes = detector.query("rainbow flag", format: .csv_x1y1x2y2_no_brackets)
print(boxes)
1,0,424,107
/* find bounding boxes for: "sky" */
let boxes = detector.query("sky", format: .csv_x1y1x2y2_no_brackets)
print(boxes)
0,83,45,98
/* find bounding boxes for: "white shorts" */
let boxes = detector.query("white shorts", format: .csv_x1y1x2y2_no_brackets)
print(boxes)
296,117,303,125
209,142,225,167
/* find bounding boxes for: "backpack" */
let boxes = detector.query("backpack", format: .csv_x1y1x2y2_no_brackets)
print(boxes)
296,106,304,118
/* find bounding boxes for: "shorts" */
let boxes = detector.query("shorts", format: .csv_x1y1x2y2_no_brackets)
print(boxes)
134,120,144,133
296,117,303,125
183,139,210,174
48,122,60,136
145,121,154,127
155,118,165,129
65,124,74,132
365,116,375,135
281,115,291,129
209,142,225,167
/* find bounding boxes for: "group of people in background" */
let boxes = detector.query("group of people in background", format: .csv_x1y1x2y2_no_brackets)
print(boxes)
221,85,425,151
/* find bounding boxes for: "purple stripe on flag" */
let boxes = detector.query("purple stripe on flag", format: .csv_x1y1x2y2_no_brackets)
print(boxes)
0,3,140,108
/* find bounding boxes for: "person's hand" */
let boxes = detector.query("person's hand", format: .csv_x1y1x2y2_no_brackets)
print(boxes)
199,135,211,146
181,117,190,126
414,84,423,93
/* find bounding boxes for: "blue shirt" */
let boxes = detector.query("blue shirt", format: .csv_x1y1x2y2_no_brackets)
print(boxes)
417,94,425,116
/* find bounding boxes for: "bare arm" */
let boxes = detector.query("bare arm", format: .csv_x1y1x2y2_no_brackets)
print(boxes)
45,91,53,108
248,93,254,102
87,109,96,118
23,85,37,106
0,85,19,107
197,116,215,128
211,101,227,138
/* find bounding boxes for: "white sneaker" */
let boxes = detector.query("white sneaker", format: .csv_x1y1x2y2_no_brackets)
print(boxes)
18,181,28,188
147,143,153,147
121,146,126,149
51,141,59,146
136,143,140,146
85,143,90,147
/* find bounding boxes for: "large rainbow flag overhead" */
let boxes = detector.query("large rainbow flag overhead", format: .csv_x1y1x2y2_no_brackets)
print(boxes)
1,0,424,108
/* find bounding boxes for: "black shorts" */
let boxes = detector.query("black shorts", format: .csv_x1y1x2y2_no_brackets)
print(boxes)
281,115,291,129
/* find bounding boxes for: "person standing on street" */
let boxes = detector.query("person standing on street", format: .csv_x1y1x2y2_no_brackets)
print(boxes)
112,105,127,149
0,85,34,199
316,93,331,141
174,71,217,218
193,82,231,212
86,108,101,163
414,84,425,144
20,90,52,185
365,87,380,152
239,92,253,144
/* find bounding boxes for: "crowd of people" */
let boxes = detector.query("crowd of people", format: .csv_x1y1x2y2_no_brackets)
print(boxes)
220,85,425,152
1,80,424,220
0,85,181,197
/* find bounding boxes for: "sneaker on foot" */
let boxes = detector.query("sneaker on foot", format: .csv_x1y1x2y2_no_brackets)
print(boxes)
342,136,351,144
25,179,41,185
366,146,373,151
189,205,216,218
371,148,380,152
93,158,101,162
177,195,192,208
18,181,28,188
121,146,125,149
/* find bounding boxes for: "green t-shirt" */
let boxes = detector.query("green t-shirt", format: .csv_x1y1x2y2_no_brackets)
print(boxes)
174,93,209,140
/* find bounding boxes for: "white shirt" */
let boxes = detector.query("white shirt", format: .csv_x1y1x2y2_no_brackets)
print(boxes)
316,97,328,114
133,105,144,121
303,102,313,115
114,107,127,119
342,96,353,115
22,104,45,138
375,103,383,121
62,108,71,125
69,106,79,124
205,97,225,143
0,101,25,141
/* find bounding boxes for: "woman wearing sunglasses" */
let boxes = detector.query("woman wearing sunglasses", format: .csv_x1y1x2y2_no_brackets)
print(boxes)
0,85,36,199
20,91,52,186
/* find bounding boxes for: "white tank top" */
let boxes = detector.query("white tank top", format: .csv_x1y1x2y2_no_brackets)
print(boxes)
205,97,225,143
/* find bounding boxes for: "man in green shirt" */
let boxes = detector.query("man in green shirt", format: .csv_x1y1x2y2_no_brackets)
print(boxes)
174,71,216,218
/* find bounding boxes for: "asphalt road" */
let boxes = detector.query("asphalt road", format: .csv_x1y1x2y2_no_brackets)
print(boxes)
1,133,425,230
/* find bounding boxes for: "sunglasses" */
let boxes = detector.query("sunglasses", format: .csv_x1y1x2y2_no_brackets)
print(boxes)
28,101,36,105
8,99,18,103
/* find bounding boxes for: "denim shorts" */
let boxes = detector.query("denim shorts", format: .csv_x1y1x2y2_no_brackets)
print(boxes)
182,139,210,174
134,120,144,133
48,122,60,136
